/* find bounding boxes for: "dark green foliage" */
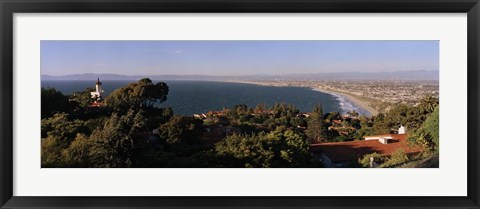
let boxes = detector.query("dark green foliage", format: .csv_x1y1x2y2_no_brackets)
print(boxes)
306,104,327,143
234,123,257,134
87,109,149,167
325,111,341,121
106,78,169,113
131,140,176,168
44,108,175,168
41,113,87,139
347,110,359,117
41,87,71,119
358,150,410,168
68,87,114,120
40,77,438,168
353,116,374,140
214,128,310,168
418,95,439,113
234,104,249,116
290,116,307,128
61,133,97,168
422,106,439,149
41,113,88,167
69,87,96,111
408,106,439,151
350,119,361,129
380,149,409,168
372,113,390,134
372,104,432,135
249,116,266,124
41,135,68,167
272,102,299,119
333,134,352,142
358,152,384,168
238,103,302,130
158,116,203,144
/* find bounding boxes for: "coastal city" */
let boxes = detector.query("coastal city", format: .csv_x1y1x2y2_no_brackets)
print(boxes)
42,77,439,168
40,40,439,168
226,79,439,114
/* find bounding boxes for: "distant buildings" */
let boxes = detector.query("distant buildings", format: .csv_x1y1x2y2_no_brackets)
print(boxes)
317,81,439,105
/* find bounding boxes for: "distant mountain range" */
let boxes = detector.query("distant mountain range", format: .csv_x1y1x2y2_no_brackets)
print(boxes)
41,70,439,81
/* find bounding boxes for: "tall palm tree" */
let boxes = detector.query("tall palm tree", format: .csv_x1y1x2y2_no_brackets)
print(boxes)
419,95,439,113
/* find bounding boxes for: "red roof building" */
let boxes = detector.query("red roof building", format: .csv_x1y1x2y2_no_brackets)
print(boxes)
90,101,104,108
310,134,423,167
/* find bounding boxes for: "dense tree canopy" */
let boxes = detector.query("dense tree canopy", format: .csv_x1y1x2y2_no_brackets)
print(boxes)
87,109,149,167
41,87,71,119
41,113,88,167
70,87,96,110
106,78,169,113
158,116,203,144
419,95,439,113
306,104,327,143
371,103,435,135
40,78,438,168
408,106,439,151
214,128,311,168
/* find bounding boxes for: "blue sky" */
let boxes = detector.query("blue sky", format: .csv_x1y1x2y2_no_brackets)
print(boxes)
41,41,439,76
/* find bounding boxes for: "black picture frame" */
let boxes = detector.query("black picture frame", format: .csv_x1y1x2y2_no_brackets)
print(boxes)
1,0,479,208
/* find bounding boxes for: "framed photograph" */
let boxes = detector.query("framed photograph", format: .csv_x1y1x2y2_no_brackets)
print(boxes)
1,0,479,208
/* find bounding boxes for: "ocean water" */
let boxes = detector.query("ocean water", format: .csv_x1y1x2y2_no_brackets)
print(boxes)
41,80,368,116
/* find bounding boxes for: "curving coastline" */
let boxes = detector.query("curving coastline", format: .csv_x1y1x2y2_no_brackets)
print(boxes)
313,87,379,116
223,80,379,116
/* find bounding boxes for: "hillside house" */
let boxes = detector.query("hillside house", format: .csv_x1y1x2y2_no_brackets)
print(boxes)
310,134,422,167
310,126,421,167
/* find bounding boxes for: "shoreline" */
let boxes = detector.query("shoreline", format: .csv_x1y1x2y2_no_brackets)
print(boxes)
224,80,379,116
312,87,379,116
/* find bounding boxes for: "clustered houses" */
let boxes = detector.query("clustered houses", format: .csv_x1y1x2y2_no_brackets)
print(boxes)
193,106,419,167
192,108,363,145
327,114,359,136
227,80,439,106
310,126,422,168
318,81,439,105
193,110,225,119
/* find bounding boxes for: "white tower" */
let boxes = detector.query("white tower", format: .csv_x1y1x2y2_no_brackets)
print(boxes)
90,78,104,99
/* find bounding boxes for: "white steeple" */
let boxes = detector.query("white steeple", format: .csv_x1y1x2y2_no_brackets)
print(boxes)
90,78,104,100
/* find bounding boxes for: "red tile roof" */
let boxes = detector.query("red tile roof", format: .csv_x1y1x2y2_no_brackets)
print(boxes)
332,120,342,124
309,134,423,162
90,101,104,107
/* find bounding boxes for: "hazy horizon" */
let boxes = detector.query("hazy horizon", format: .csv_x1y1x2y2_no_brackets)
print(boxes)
41,40,439,76
41,69,439,77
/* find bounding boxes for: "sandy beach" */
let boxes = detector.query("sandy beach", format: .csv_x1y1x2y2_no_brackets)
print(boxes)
313,87,379,116
224,80,380,116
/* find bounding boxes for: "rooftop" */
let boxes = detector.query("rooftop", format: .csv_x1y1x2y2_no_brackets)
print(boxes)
310,134,423,162
90,101,104,107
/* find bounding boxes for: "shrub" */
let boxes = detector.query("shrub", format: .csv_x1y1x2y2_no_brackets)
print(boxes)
380,149,410,168
358,152,384,168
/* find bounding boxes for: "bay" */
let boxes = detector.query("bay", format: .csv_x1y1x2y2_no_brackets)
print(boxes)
41,80,366,116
